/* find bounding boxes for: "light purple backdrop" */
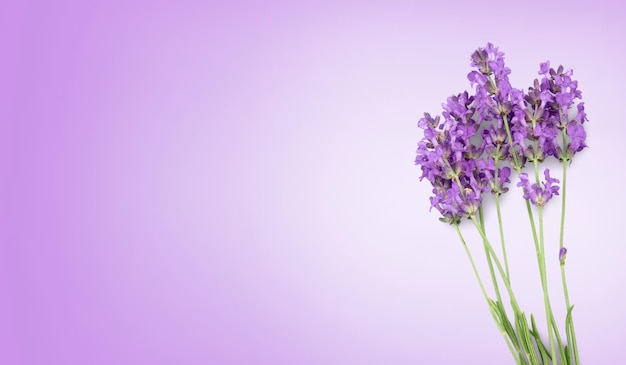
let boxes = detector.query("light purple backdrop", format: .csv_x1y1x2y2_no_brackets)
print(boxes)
1,1,624,364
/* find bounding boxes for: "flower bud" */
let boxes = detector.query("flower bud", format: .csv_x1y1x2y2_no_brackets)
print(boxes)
559,247,567,264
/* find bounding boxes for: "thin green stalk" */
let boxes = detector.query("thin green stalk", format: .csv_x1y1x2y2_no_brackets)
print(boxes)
454,224,490,305
559,145,580,364
471,217,521,313
501,114,521,172
550,312,566,364
533,145,541,186
471,217,537,364
479,206,524,361
494,157,510,281
569,312,579,365
529,116,562,362
529,157,564,364
559,156,570,310
525,201,540,264
538,206,557,363
492,157,521,358
454,224,521,365
479,206,504,306
524,200,553,364
488,76,539,364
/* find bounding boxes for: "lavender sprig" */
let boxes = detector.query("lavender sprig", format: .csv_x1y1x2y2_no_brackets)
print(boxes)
414,43,588,365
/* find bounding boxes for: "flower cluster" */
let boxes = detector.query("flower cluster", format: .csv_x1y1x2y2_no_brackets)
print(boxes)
517,169,560,207
415,92,511,223
535,61,588,162
414,43,589,365
415,43,588,221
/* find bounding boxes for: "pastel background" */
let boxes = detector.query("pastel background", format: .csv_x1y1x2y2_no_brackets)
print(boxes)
1,1,624,364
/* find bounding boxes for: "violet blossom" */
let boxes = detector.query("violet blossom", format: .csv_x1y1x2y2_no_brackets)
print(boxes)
517,169,560,207
536,61,589,162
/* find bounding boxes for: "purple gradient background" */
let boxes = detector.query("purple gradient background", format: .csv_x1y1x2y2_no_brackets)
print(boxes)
1,1,625,364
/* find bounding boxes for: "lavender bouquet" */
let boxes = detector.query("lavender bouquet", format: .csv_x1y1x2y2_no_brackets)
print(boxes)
414,44,587,365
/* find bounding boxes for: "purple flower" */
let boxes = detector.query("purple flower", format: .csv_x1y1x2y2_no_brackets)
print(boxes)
470,44,505,76
566,124,587,157
543,168,560,193
457,186,482,216
429,180,465,223
539,61,550,76
517,169,560,207
573,102,588,124
530,62,589,163
468,43,508,91
540,63,584,128
479,157,511,195
468,70,488,88
517,173,532,199
416,44,588,222
418,113,440,129
482,125,509,160
467,43,529,170
470,48,489,74
532,122,559,160
494,166,511,194
415,88,487,221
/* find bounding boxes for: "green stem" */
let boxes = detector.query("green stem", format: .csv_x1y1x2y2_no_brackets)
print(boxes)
494,158,510,281
479,206,504,305
525,201,540,261
471,217,537,364
570,316,579,365
495,194,510,283
530,157,565,364
559,147,580,365
550,312,566,364
478,206,524,360
502,114,521,172
454,224,490,305
560,264,571,311
524,201,551,362
538,206,557,363
454,224,521,365
559,144,568,257
470,218,521,315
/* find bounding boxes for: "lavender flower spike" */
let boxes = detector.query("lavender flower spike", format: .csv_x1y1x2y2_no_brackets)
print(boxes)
516,168,560,207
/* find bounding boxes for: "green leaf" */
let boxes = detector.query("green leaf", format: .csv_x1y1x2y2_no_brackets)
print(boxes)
566,305,576,364
530,314,551,363
487,299,525,363
488,299,503,330
494,300,521,353
549,312,566,364
515,312,539,365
